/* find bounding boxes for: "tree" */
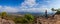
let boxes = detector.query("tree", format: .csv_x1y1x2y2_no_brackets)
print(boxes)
51,8,56,17
55,11,60,14
51,8,60,14
1,12,7,18
51,8,55,11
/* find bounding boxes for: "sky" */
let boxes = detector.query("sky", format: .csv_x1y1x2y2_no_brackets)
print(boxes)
0,0,60,13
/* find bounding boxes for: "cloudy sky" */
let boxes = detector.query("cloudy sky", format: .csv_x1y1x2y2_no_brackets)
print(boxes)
0,0,60,13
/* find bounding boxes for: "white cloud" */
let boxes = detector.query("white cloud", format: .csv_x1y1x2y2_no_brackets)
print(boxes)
1,0,59,13
4,6,19,12
19,4,52,12
0,5,2,9
20,0,36,8
19,6,52,12
20,0,52,12
0,0,53,13
0,6,19,12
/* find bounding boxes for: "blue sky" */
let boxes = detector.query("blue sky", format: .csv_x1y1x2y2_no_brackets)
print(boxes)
0,0,60,13
0,0,24,7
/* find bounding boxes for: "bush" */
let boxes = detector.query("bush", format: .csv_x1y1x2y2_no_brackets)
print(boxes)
14,17,27,23
14,14,34,23
1,12,7,18
55,11,60,14
24,14,34,22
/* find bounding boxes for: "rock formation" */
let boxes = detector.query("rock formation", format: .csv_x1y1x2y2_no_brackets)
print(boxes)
0,17,15,24
35,14,60,24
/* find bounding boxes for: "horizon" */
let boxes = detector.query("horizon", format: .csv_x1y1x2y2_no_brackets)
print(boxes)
0,0,59,13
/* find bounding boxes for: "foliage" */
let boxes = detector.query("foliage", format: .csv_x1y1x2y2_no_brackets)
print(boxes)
14,14,34,23
0,12,34,23
51,8,54,11
51,8,60,14
14,17,27,23
1,12,7,16
24,14,34,22
55,11,60,14
0,12,7,18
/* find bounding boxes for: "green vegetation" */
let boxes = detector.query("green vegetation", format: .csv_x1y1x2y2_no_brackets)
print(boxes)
0,12,7,18
24,14,34,23
51,8,60,14
55,11,60,14
14,17,27,23
0,11,34,24
1,12,7,16
51,8,55,11
14,13,34,24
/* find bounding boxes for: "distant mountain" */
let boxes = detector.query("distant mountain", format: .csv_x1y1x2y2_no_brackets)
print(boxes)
8,12,55,16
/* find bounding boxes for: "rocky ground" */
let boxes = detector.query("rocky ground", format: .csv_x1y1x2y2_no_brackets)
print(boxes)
35,14,60,24
0,17,15,24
